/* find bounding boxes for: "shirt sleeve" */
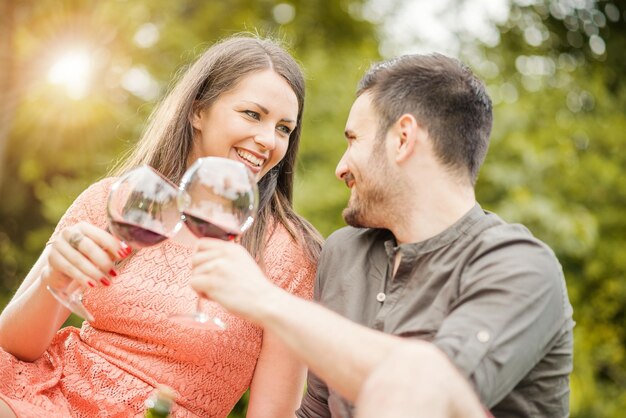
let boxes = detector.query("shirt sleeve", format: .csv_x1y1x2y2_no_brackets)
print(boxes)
296,370,331,418
432,234,573,408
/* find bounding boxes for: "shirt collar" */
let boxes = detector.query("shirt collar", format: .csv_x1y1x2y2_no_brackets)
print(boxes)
384,203,485,258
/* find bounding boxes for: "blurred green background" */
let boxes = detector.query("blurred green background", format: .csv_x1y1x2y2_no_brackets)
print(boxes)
0,0,624,416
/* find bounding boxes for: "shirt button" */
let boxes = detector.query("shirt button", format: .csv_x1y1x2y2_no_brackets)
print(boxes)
376,292,386,302
476,330,490,343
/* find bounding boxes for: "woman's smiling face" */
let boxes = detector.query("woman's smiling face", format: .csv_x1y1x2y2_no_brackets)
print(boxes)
190,69,298,182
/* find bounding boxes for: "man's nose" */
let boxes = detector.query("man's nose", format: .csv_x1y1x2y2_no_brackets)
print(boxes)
335,152,348,181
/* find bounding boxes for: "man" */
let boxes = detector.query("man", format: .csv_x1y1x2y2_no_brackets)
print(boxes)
190,53,574,417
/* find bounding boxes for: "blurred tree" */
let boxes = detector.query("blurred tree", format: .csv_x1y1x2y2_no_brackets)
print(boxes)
0,0,16,187
0,0,382,416
458,1,626,417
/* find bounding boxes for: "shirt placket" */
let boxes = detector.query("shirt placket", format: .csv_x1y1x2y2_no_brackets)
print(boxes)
371,246,414,332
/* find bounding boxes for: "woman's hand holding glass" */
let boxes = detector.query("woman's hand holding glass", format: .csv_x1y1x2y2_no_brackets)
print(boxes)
44,222,131,321
46,165,181,322
170,157,258,330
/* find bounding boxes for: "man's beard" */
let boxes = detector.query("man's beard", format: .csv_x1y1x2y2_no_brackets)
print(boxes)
342,169,388,229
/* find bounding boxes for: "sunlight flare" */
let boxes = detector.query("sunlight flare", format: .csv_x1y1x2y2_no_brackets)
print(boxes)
47,51,93,99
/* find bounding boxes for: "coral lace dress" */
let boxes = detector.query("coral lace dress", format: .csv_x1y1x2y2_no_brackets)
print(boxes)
0,178,315,417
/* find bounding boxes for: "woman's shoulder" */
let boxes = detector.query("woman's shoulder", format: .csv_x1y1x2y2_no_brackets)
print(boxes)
263,221,317,290
48,177,118,243
73,177,117,215
264,220,320,259
82,177,117,197
67,177,117,206
264,222,300,257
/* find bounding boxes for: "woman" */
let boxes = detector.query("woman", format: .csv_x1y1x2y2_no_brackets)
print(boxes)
0,35,322,417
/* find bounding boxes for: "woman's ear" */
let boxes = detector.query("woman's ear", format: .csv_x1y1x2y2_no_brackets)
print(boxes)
190,101,204,131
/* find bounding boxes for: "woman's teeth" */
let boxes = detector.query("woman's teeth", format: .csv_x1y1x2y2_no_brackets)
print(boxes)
236,149,263,167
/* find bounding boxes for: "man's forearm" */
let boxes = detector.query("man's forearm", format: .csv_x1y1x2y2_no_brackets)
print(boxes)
189,240,404,401
255,287,399,402
355,340,487,418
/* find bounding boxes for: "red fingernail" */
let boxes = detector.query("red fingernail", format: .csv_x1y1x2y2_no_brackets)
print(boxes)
100,278,111,286
117,249,128,258
120,242,132,255
108,269,118,277
88,281,96,288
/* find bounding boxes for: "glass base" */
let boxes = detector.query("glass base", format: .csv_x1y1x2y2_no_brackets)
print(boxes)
47,285,95,322
169,312,226,330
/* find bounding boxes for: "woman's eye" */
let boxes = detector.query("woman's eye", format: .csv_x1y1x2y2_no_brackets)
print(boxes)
244,110,260,120
277,125,292,136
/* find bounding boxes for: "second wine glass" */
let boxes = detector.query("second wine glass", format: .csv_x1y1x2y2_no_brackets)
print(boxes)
170,157,258,330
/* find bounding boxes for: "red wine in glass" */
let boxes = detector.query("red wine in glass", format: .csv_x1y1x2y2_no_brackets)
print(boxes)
182,212,240,241
109,220,169,248
170,157,258,330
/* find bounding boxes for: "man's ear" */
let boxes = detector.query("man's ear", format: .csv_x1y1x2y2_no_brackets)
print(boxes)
190,102,204,131
393,113,424,163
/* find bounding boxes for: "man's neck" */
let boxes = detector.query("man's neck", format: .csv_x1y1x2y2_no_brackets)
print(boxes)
390,185,476,245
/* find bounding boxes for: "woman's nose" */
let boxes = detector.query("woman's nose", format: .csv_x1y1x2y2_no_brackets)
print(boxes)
254,128,276,151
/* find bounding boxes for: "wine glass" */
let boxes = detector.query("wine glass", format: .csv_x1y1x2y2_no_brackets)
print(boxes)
47,165,182,322
107,165,182,249
170,157,258,330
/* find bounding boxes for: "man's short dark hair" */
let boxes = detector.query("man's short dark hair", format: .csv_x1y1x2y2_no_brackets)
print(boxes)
357,54,493,184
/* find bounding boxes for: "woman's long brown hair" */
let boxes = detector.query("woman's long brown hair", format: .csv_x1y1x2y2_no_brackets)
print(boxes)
112,34,322,262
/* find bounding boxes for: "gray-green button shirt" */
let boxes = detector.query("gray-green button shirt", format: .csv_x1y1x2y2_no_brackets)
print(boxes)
297,204,574,418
